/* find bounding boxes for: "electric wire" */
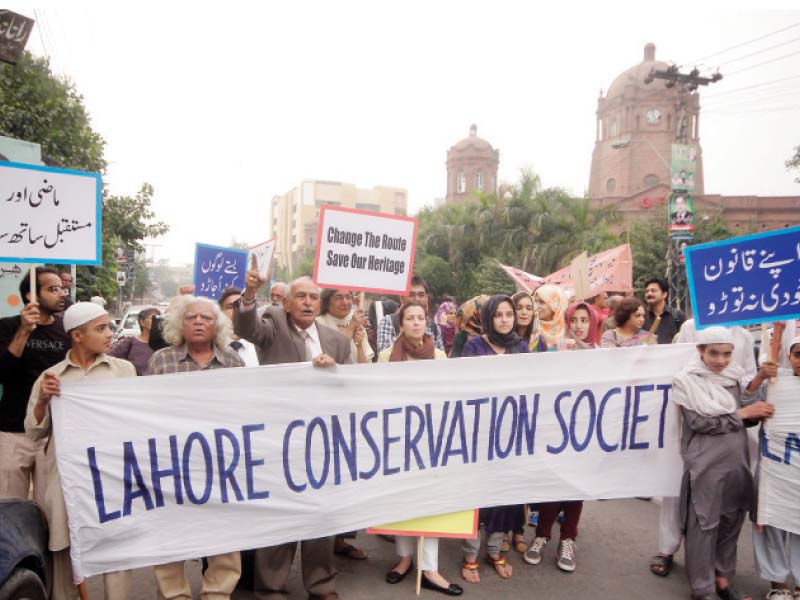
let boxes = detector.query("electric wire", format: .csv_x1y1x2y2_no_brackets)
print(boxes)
683,21,800,66
725,48,800,77
716,35,800,67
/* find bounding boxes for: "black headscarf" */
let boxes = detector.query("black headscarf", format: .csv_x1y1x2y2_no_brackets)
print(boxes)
480,294,524,353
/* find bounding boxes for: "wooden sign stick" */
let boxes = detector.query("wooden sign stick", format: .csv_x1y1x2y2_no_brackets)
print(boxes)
29,265,36,304
647,316,661,344
416,536,424,596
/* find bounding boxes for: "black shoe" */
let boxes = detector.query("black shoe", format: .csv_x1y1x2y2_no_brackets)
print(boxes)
421,576,463,596
386,561,413,584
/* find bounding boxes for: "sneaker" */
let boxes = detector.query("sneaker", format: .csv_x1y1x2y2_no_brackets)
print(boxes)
766,590,793,600
557,539,577,572
523,536,548,565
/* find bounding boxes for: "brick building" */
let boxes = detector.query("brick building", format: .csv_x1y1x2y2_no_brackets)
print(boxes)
445,124,499,204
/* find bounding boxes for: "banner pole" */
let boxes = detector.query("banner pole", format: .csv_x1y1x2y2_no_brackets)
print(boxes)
29,265,37,304
769,321,785,384
416,535,423,596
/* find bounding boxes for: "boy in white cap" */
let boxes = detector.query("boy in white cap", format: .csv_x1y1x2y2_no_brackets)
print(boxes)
673,326,775,600
24,302,135,600
749,336,800,600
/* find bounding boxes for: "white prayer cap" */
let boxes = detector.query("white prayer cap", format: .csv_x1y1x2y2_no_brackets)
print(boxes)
696,326,734,346
790,336,800,353
63,302,107,333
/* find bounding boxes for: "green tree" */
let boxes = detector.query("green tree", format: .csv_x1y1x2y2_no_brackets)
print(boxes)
413,254,452,300
0,52,106,172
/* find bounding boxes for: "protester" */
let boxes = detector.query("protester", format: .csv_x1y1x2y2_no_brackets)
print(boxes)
218,287,260,367
525,300,597,574
759,320,798,369
270,281,287,306
435,300,457,355
89,289,107,308
600,294,624,334
650,318,758,578
0,266,69,500
449,295,489,358
600,297,650,348
147,295,244,600
643,277,685,344
460,295,528,583
25,302,133,599
532,284,568,349
367,298,399,361
672,327,775,600
586,291,609,343
59,270,74,309
377,302,461,596
377,275,443,353
318,288,373,364
234,265,350,600
750,336,800,600
512,291,548,352
109,306,160,375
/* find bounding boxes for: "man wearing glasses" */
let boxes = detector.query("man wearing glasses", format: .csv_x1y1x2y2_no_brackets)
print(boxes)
376,275,443,353
0,267,69,500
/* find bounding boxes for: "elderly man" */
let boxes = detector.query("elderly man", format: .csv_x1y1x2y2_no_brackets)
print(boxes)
0,266,69,500
147,295,244,600
234,262,350,600
376,275,443,353
270,281,287,306
25,302,134,599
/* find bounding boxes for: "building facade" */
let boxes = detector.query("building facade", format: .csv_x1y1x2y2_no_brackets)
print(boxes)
270,180,408,272
446,125,499,204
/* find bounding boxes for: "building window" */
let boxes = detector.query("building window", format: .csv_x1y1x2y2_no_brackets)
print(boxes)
475,171,484,191
610,120,618,138
356,202,380,212
457,172,466,193
643,174,659,188
606,178,616,194
315,199,341,208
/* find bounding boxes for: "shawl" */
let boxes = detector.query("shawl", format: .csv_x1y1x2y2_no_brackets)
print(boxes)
436,301,457,351
564,301,598,349
456,295,490,338
672,352,746,417
480,295,524,352
389,332,436,362
533,284,568,348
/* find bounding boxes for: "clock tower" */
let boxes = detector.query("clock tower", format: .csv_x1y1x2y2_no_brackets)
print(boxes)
588,43,704,204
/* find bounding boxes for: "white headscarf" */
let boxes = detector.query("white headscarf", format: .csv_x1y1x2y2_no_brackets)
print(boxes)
672,327,745,417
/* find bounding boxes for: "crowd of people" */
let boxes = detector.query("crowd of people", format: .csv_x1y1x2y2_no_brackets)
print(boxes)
0,263,798,600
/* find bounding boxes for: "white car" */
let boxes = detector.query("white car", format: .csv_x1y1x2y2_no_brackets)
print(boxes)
114,305,148,342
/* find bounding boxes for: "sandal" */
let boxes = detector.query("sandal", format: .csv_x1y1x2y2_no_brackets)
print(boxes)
649,554,673,577
716,586,751,600
461,559,480,584
501,534,510,552
486,554,513,579
333,542,367,560
512,535,528,553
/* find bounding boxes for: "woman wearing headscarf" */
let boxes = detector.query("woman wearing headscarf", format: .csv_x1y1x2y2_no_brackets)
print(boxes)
378,302,461,596
600,297,651,348
317,289,373,365
673,327,775,600
459,295,528,583
449,295,490,358
435,301,457,356
532,285,569,350
511,291,548,352
524,300,598,574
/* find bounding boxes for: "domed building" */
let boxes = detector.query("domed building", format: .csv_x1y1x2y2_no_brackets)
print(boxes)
588,43,704,209
446,124,499,204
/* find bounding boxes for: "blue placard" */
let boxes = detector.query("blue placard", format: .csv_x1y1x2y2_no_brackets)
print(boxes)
193,243,249,301
685,226,800,329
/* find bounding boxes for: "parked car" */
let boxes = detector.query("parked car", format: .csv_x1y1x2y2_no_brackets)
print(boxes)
114,305,148,343
0,499,48,599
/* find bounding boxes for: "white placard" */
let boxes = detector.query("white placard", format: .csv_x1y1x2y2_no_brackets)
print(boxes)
52,344,692,577
248,238,276,280
758,376,800,534
313,206,417,295
0,161,102,265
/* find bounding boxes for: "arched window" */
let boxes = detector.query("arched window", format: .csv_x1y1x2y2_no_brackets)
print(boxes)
475,171,484,191
610,121,618,138
606,178,616,194
457,172,466,193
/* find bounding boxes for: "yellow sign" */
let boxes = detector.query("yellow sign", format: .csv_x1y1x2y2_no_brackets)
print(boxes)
368,509,478,539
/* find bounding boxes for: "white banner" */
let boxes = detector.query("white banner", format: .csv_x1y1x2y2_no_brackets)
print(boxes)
0,161,102,265
53,344,694,577
758,376,800,534
313,205,417,295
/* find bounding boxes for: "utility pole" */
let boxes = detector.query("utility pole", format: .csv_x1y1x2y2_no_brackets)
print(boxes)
644,65,721,315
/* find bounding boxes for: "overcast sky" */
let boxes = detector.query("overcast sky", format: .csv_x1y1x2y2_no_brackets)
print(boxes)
11,3,800,265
